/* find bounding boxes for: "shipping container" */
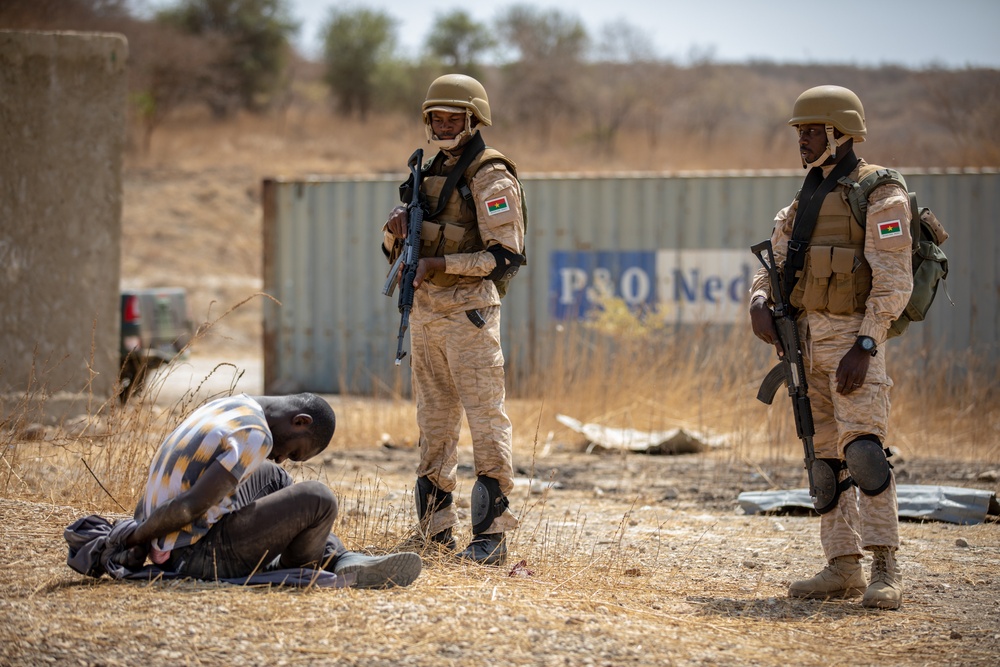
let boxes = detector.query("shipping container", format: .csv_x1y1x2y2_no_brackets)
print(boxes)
263,169,999,395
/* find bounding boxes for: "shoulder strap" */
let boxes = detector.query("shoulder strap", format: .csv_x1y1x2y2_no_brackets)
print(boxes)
426,131,486,220
456,147,519,205
840,167,907,228
781,151,859,299
466,148,517,178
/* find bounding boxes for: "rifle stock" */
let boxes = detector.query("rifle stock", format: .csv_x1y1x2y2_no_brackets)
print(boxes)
391,148,425,366
751,239,818,499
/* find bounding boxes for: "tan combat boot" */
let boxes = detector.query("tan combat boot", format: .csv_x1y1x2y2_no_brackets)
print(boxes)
788,555,867,599
862,547,902,609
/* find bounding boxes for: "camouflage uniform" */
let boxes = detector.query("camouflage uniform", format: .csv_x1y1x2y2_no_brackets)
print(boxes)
383,145,523,539
750,158,913,560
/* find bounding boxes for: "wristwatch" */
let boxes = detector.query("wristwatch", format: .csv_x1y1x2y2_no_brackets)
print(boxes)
857,335,878,356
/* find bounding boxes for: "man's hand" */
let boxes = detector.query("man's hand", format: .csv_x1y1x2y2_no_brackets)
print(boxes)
749,297,783,357
386,206,407,239
836,342,872,395
110,543,149,571
413,257,446,289
127,461,238,548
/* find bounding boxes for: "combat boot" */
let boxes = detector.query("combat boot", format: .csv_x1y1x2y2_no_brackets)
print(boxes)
862,547,902,609
458,533,507,566
428,527,457,552
788,555,867,599
333,551,422,589
397,527,456,554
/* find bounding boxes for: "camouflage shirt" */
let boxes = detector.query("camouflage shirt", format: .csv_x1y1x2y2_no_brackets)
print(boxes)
750,158,914,344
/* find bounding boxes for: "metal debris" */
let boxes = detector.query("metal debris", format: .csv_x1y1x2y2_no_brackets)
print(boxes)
737,484,1000,525
556,414,728,455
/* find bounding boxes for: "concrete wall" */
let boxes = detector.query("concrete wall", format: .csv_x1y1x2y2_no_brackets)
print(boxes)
0,31,128,422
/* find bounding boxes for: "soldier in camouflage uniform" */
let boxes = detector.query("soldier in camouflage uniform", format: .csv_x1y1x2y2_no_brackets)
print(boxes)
749,86,912,609
382,74,525,565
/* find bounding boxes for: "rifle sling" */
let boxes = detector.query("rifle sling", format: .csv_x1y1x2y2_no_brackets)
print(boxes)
426,131,486,220
782,151,859,300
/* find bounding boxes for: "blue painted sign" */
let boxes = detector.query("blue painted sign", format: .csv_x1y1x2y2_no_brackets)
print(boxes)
551,249,754,323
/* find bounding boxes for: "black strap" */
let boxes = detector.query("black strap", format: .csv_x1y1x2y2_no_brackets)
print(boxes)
466,309,486,329
427,132,486,220
781,151,859,299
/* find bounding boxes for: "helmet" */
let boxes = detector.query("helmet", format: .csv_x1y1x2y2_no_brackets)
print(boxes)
422,74,492,126
788,85,866,142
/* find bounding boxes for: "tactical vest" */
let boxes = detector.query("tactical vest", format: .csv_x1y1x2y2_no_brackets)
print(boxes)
418,147,518,288
789,163,880,315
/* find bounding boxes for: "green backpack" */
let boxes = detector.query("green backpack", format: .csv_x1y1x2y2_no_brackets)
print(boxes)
840,168,950,338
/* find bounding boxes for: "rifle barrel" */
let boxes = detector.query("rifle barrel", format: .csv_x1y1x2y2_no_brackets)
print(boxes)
392,148,424,363
751,239,819,501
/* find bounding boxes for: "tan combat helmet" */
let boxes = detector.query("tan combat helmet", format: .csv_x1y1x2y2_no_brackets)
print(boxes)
788,85,866,168
422,73,492,126
423,74,492,150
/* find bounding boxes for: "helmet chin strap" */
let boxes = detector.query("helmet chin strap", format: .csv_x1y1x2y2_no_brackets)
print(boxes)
803,125,852,169
425,110,475,151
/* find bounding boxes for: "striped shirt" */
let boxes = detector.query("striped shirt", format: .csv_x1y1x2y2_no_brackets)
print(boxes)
136,395,272,552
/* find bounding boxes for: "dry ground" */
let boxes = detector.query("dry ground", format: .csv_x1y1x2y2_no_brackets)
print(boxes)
2,109,999,666
2,431,999,666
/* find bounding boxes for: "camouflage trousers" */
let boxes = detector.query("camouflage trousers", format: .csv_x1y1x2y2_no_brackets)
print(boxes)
802,318,900,559
410,305,517,536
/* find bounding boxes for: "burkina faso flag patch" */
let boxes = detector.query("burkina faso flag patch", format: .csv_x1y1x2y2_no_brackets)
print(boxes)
486,195,510,216
878,220,903,239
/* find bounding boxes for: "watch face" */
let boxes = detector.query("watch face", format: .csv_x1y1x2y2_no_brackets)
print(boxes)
860,337,875,351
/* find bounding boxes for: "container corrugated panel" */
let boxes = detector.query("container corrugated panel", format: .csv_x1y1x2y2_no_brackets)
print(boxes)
263,169,999,395
903,171,999,358
263,176,405,396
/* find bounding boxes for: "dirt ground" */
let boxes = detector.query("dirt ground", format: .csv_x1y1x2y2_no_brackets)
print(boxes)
2,113,999,666
2,408,999,666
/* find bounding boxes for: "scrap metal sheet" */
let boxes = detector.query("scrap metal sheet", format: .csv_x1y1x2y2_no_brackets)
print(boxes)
738,485,999,525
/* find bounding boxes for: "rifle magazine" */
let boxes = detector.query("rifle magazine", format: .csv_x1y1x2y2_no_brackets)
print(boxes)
756,363,787,405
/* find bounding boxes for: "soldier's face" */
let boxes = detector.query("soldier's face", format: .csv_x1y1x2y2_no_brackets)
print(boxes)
430,111,466,140
796,124,827,165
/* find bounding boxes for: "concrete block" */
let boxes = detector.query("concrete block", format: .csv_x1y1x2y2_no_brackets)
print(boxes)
0,30,128,423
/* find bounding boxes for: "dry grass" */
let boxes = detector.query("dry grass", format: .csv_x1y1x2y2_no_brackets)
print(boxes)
2,103,999,666
2,318,998,666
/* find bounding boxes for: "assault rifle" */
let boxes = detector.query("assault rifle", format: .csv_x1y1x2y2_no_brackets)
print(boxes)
751,239,817,499
382,148,425,366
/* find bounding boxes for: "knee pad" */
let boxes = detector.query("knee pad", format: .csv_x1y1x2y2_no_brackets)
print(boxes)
812,458,852,514
415,476,453,520
471,475,509,535
844,436,893,496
